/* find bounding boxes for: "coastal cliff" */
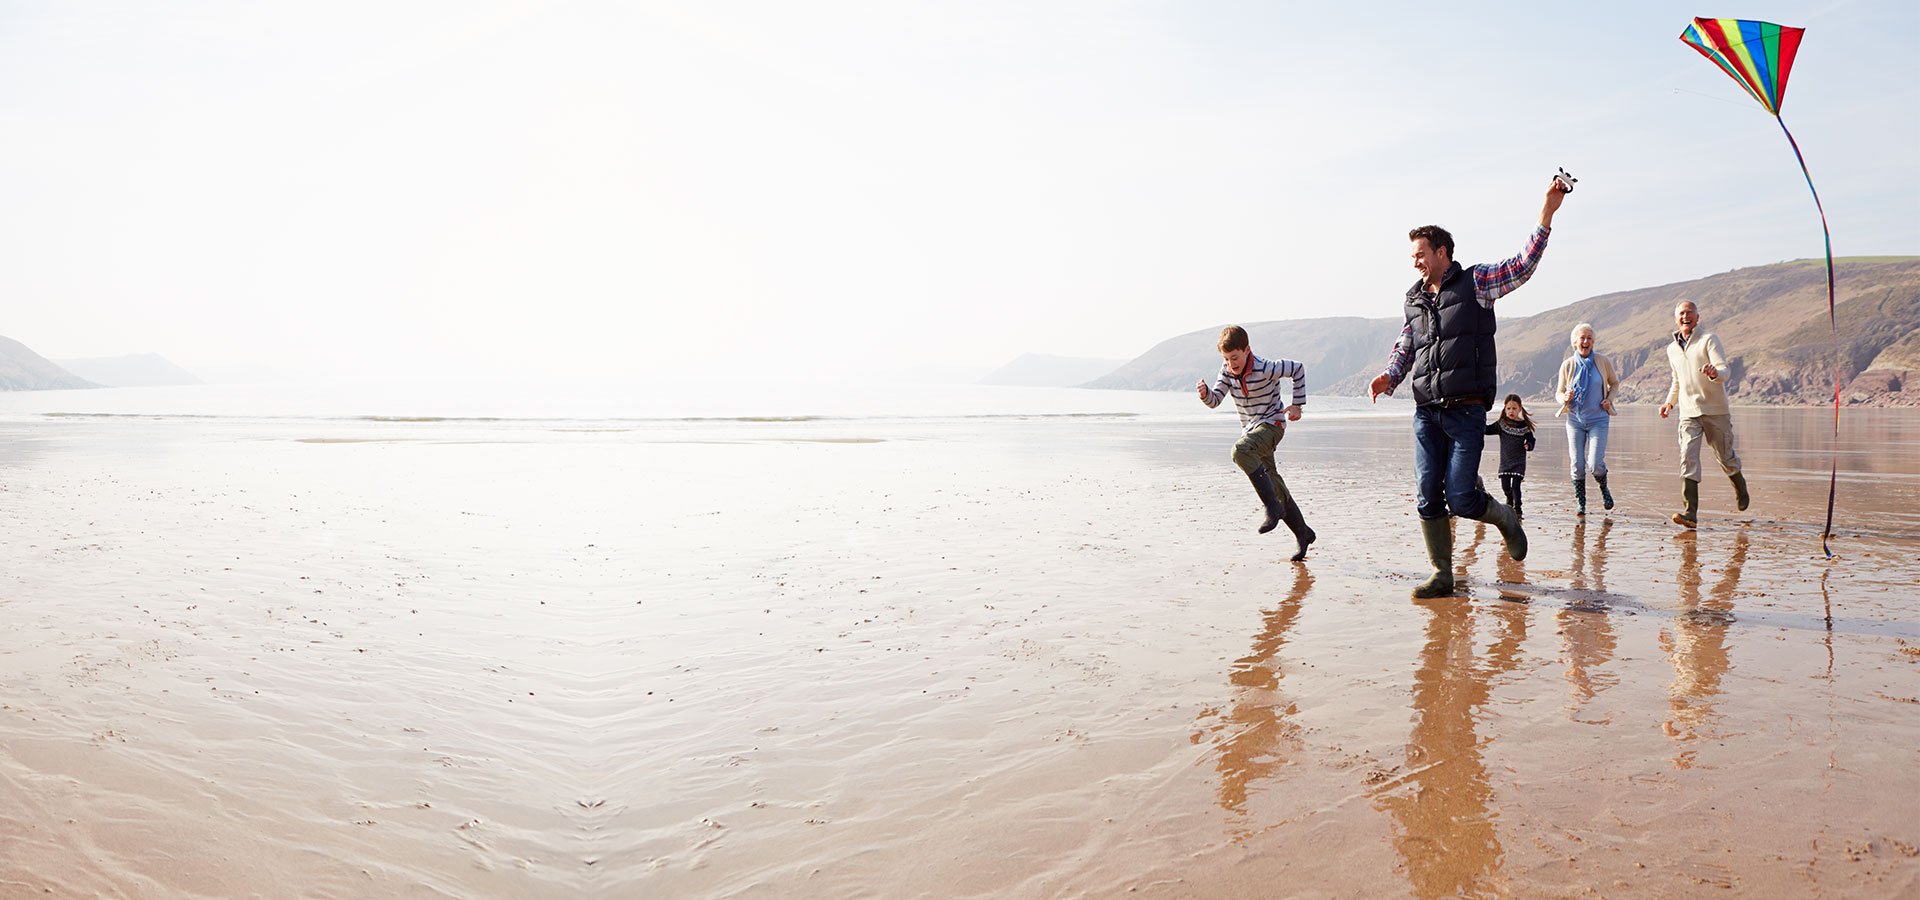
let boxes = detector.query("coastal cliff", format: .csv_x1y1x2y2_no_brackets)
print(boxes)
0,336,97,391
1085,258,1920,407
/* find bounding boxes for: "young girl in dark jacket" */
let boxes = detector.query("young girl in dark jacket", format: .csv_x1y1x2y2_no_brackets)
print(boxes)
1485,394,1538,518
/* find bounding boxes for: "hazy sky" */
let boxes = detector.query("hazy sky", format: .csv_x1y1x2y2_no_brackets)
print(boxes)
2,1,1914,380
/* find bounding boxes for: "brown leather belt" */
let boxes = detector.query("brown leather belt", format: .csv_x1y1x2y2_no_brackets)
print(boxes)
1437,395,1485,409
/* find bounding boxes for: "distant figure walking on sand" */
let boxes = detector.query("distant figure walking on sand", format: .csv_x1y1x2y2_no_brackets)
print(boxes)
1368,177,1570,598
1198,325,1316,560
1659,300,1749,528
1485,394,1537,519
1554,322,1619,516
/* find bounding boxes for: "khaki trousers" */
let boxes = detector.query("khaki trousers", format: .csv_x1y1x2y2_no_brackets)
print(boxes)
1231,423,1295,505
1678,414,1741,481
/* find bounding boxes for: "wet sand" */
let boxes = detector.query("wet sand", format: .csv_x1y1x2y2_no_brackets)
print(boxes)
3,407,1917,898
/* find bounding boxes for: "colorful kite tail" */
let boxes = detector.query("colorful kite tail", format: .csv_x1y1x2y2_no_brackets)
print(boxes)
1777,116,1838,557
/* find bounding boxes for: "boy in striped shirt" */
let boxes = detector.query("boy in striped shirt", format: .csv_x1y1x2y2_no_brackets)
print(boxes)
1197,325,1316,561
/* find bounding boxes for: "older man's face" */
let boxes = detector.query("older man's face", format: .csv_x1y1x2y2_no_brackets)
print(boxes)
1675,303,1699,337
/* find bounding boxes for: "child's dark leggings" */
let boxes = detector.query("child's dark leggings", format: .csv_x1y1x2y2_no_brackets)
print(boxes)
1499,473,1523,509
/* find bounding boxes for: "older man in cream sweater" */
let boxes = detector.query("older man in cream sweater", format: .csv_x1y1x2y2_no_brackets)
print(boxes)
1658,300,1749,528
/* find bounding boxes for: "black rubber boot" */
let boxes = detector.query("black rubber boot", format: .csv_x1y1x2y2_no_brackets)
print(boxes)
1280,499,1315,561
1573,478,1587,517
1730,472,1749,511
1476,497,1528,561
1411,517,1455,598
1247,465,1284,534
1672,478,1700,528
1595,474,1614,510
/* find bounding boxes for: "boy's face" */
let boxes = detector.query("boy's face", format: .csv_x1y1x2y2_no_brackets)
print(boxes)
1221,347,1250,371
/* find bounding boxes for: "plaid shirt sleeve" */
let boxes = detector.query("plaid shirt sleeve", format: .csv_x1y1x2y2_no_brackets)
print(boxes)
1471,225,1551,306
1379,320,1415,393
1379,225,1548,392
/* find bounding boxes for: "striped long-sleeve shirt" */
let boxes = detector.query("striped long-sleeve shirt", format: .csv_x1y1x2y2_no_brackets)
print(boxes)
1201,354,1306,431
1379,225,1551,392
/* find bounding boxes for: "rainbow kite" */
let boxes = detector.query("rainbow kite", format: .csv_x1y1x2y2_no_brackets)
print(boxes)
1679,17,1837,556
1679,18,1801,115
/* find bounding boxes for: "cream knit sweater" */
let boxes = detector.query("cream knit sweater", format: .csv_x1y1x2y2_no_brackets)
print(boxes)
1663,330,1731,417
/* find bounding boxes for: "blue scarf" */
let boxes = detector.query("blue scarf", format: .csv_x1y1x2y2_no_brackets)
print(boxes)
1569,353,1600,407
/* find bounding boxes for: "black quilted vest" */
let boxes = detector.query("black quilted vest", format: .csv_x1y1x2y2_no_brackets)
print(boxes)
1404,260,1497,408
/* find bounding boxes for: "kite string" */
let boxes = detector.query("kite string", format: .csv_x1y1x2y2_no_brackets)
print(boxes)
1776,115,1839,558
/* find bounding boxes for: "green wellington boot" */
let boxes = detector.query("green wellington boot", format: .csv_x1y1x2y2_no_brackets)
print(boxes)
1595,474,1615,510
1672,478,1700,528
1730,472,1750,511
1572,478,1587,516
1477,497,1528,561
1411,517,1455,598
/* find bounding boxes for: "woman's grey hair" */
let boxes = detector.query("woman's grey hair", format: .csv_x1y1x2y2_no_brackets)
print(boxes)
1569,322,1596,350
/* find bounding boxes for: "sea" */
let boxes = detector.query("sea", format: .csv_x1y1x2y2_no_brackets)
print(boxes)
0,376,1415,431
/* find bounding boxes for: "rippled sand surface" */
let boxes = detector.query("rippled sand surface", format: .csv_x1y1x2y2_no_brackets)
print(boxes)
3,407,1916,898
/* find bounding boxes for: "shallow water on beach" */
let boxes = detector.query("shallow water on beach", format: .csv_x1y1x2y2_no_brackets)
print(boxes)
1,399,1916,898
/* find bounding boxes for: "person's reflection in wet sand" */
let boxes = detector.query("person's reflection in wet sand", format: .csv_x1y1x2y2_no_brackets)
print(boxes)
1660,530,1748,768
1456,519,1504,599
1200,566,1315,833
1464,519,1534,598
1457,520,1485,574
1560,518,1618,718
1372,596,1530,897
1493,522,1525,594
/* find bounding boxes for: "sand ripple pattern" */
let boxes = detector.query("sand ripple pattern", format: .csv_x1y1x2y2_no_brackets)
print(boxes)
1,408,1917,898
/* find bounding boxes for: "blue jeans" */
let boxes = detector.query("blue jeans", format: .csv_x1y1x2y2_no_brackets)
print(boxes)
1413,404,1490,521
1565,411,1610,480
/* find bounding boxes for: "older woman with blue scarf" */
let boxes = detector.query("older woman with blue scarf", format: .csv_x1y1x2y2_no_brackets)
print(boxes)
1555,322,1619,516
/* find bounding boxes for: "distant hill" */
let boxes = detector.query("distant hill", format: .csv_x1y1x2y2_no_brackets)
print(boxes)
53,353,203,388
0,336,98,390
980,353,1129,387
1479,257,1920,407
185,363,290,384
1088,257,1920,407
1084,318,1401,393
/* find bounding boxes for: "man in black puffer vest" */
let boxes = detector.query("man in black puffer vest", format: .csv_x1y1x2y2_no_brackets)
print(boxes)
1369,178,1570,598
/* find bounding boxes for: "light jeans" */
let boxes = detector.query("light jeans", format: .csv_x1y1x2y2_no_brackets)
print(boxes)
1565,411,1610,480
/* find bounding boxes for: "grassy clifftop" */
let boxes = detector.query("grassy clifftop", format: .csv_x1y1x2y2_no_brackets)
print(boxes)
1087,257,1920,407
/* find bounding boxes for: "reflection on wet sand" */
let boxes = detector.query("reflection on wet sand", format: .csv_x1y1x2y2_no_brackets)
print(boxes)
1457,520,1486,576
1372,595,1529,898
1570,517,1612,592
1493,521,1526,595
1560,518,1618,718
1200,567,1314,833
1661,530,1749,767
